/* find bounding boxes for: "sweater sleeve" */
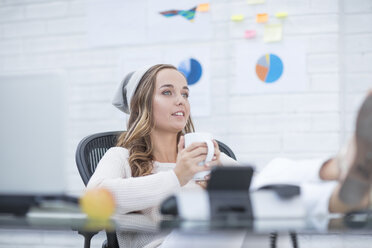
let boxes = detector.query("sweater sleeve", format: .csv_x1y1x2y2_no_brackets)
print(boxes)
220,152,239,166
87,147,181,214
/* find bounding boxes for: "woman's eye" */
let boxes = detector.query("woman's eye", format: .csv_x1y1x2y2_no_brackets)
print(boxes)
182,93,189,98
162,90,171,95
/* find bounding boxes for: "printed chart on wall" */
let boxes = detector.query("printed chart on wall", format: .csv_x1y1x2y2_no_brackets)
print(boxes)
164,46,210,117
148,0,212,43
232,40,308,94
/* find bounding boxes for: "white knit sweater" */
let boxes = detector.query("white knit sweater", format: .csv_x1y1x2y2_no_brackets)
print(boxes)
87,147,238,248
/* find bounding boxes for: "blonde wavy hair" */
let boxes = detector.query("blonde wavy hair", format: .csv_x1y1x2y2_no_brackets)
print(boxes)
116,64,195,177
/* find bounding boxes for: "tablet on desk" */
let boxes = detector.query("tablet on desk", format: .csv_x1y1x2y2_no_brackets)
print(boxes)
161,166,255,220
207,166,254,220
207,166,254,192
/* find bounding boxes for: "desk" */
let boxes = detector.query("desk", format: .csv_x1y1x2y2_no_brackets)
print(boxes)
1,206,372,248
114,212,372,247
0,204,114,232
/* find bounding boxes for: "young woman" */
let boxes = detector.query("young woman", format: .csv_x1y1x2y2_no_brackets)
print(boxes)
87,64,238,247
88,63,372,247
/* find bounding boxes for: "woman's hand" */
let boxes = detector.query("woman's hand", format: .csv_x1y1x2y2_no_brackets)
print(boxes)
195,174,210,189
173,136,210,186
195,140,221,189
206,140,222,167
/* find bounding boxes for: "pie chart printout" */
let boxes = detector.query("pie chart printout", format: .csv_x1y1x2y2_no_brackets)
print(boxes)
255,54,283,83
178,58,203,86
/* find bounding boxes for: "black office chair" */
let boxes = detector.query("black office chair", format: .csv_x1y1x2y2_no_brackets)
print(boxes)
75,131,237,248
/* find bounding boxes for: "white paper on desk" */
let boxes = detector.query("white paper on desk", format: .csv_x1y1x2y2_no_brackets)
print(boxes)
251,191,306,219
160,230,246,248
250,157,323,191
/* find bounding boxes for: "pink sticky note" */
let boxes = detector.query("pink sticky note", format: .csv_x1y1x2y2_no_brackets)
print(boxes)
244,30,256,39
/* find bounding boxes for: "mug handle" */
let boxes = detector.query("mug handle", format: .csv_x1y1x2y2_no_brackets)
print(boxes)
204,139,214,163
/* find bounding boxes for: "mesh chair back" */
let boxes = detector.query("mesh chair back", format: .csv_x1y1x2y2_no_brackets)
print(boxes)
217,141,236,160
76,131,121,186
76,131,236,186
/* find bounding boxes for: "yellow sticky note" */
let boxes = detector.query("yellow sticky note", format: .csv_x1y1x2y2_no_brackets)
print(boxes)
256,13,268,23
247,0,265,4
275,12,288,18
264,23,282,43
197,3,210,12
231,14,245,22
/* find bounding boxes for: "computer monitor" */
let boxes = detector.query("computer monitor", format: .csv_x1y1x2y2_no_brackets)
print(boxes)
0,73,69,214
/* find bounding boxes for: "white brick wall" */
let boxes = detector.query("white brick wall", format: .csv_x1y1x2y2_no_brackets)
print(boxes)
0,0,371,246
340,0,372,144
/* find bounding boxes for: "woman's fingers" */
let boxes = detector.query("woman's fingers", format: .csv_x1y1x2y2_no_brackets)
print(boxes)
188,146,208,158
212,139,221,158
196,180,208,189
206,160,221,167
191,155,208,167
195,164,210,172
185,142,207,152
175,139,210,186
196,174,212,189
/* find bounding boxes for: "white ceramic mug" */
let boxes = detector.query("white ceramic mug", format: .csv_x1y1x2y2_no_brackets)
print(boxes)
184,132,215,181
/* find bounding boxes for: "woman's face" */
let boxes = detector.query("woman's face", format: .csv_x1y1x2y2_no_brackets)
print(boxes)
152,68,190,133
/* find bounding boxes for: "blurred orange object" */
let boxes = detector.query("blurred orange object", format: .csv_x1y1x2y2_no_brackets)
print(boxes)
197,3,210,12
256,13,268,23
80,188,116,220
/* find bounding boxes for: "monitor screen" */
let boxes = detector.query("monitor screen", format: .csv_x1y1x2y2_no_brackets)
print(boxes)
0,73,67,195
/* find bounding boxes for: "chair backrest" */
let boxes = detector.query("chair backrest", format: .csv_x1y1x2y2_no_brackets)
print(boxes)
76,131,120,186
76,131,237,186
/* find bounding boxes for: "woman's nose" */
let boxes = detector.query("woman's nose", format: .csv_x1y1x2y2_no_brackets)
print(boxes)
175,93,185,105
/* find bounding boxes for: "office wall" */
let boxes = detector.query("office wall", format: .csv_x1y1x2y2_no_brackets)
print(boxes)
0,0,371,247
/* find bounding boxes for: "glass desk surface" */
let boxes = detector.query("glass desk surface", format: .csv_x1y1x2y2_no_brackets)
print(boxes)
1,205,372,235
